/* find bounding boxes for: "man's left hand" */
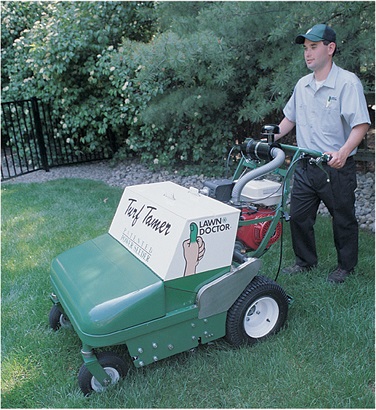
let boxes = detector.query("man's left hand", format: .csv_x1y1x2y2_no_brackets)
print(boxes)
326,151,347,169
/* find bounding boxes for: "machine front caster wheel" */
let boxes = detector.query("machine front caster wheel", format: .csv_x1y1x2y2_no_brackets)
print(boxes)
49,305,71,331
78,351,129,395
225,275,288,346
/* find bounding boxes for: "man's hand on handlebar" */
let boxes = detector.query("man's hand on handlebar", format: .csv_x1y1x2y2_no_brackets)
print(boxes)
325,151,346,169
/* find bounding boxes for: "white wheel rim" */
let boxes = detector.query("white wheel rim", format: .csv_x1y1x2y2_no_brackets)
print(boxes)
90,367,120,392
59,314,71,328
243,297,279,338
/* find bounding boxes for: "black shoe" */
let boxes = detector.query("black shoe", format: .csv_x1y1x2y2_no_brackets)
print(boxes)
327,267,354,284
282,264,315,275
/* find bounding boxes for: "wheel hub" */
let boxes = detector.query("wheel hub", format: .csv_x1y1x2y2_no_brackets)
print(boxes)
243,296,279,338
90,367,120,392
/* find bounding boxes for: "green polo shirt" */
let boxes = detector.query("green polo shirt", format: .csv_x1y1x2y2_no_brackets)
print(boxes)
283,62,370,155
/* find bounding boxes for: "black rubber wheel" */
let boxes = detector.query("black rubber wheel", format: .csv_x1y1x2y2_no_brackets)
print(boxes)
78,351,129,396
225,275,289,347
49,305,71,331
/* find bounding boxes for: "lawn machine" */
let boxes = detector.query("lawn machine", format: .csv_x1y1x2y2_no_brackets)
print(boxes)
49,125,331,395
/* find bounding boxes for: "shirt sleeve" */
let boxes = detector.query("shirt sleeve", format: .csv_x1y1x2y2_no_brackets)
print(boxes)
340,77,371,128
283,87,297,123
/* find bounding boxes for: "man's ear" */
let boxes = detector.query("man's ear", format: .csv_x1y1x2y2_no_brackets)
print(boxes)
328,42,336,57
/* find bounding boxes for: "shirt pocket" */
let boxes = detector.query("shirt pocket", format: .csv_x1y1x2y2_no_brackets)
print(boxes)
320,100,340,131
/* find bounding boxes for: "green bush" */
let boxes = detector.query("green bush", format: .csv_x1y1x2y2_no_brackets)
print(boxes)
2,2,374,174
2,1,156,156
105,2,374,173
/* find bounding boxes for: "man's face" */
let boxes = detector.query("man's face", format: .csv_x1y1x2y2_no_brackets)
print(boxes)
303,39,334,72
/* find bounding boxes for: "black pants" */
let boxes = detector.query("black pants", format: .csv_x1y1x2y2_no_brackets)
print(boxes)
290,156,358,271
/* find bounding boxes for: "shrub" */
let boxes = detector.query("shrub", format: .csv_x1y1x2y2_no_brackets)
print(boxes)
2,1,156,156
2,2,374,174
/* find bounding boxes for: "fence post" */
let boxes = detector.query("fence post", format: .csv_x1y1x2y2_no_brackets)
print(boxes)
31,97,49,172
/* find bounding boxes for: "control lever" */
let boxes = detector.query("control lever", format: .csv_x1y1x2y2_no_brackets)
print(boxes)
261,124,280,143
309,154,332,182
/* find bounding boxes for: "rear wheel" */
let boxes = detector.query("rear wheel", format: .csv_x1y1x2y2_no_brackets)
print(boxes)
78,351,129,395
226,276,288,346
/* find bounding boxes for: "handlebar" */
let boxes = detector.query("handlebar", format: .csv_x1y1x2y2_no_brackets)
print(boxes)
242,123,333,165
240,138,330,164
278,142,331,164
238,138,332,186
308,153,332,165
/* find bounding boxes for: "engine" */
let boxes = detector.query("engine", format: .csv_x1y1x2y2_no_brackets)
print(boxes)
236,207,282,251
202,177,283,252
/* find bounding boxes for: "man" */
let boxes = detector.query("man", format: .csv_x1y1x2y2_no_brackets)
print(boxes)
275,24,370,283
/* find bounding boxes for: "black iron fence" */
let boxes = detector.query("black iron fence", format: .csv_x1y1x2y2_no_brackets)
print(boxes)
1,97,374,181
1,97,114,181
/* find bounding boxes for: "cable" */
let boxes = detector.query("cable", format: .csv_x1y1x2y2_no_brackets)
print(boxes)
225,145,238,178
273,155,304,281
274,222,284,282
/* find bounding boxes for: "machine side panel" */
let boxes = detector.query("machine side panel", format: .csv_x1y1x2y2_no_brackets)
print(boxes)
196,258,262,319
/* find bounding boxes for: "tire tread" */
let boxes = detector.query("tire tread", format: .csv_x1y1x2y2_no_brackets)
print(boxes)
225,275,288,346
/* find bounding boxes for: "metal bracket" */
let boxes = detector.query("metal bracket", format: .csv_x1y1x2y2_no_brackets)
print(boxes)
81,348,111,387
196,258,262,319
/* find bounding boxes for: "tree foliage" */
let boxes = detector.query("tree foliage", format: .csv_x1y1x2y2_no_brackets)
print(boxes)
2,1,374,174
2,1,156,153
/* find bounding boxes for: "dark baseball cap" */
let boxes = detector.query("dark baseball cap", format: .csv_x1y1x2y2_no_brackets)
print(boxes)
295,24,336,44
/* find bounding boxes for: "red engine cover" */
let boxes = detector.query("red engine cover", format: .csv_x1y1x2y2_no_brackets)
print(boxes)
237,208,282,251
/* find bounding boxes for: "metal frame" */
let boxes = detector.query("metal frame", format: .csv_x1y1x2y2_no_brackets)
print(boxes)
232,143,330,259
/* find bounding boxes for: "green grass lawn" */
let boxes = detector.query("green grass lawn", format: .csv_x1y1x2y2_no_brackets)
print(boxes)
1,179,375,408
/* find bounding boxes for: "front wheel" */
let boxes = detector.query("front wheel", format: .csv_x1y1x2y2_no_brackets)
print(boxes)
225,276,288,346
49,305,71,331
78,351,129,395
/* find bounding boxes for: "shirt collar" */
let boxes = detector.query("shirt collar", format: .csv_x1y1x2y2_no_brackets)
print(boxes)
304,62,338,90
